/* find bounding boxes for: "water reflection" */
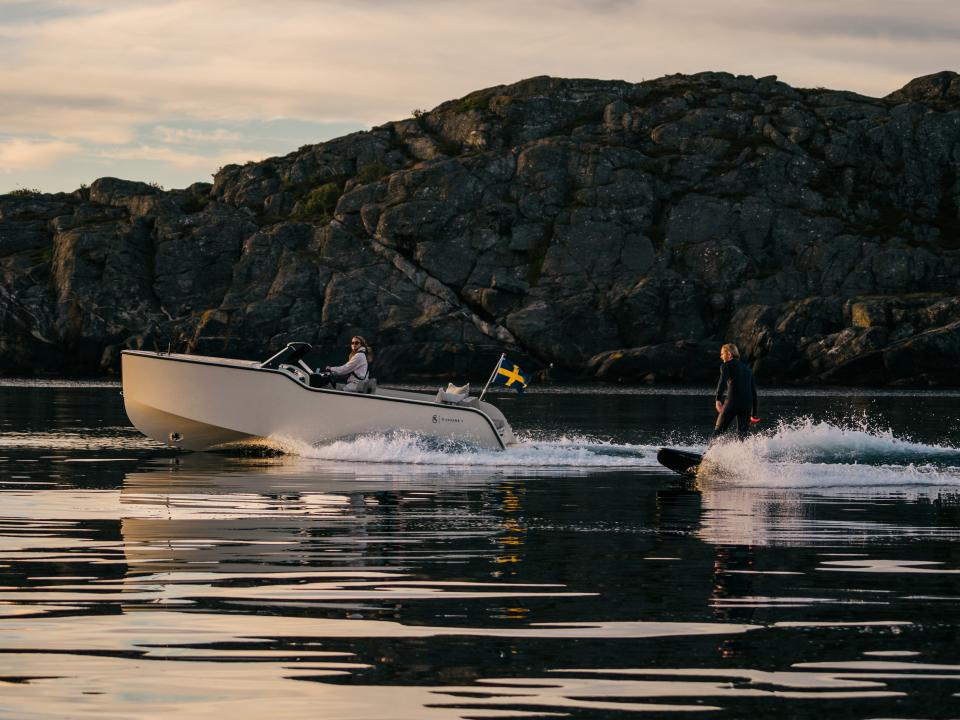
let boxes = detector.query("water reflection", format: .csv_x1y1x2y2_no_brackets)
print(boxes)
697,487,960,547
3,385,960,717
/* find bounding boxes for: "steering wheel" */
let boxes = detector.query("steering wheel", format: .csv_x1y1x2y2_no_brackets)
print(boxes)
279,364,308,384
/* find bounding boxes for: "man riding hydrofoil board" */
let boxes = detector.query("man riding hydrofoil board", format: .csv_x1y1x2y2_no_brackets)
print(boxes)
657,343,760,475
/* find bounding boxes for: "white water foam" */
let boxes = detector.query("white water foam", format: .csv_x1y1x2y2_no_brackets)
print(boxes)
270,431,657,471
257,417,960,488
700,416,960,489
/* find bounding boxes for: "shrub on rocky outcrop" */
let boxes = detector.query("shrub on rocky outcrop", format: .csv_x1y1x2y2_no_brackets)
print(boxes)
294,182,342,222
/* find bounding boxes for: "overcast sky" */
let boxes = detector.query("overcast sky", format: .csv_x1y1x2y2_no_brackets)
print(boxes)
2,0,958,193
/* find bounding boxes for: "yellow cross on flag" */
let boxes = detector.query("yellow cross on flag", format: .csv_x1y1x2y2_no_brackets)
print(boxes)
492,357,529,392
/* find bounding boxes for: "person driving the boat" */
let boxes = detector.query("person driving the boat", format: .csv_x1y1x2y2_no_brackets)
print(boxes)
325,335,371,392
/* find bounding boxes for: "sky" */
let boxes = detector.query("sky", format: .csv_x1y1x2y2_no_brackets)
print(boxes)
1,0,958,193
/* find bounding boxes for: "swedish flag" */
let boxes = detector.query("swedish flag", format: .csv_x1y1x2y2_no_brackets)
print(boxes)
492,356,530,393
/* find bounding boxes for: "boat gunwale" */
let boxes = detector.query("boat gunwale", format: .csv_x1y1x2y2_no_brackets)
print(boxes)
121,349,507,449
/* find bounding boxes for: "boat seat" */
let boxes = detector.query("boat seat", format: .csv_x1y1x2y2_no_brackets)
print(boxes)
358,378,377,394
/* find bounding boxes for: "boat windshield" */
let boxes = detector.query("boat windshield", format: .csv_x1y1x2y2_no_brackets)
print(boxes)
260,342,313,369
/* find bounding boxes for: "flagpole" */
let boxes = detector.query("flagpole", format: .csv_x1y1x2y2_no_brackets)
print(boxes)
478,353,505,403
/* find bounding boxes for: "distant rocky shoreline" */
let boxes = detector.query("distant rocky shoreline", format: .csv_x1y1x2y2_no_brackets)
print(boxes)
2,70,960,386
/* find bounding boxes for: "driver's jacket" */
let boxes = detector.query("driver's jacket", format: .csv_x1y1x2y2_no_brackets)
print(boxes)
328,349,369,392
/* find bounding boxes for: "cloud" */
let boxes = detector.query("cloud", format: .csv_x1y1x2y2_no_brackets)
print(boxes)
703,0,960,43
95,144,270,171
0,137,81,172
153,126,243,144
2,0,959,190
0,0,92,25
4,0,957,146
0,91,142,144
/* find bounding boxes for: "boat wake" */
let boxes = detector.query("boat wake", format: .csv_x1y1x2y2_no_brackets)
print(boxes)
698,416,960,488
273,431,654,471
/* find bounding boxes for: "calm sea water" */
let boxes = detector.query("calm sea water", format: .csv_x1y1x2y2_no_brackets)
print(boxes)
2,381,960,718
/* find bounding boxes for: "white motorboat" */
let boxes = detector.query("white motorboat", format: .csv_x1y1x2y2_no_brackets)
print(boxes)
121,343,516,451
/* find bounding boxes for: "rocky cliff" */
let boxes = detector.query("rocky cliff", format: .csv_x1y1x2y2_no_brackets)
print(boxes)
3,70,960,385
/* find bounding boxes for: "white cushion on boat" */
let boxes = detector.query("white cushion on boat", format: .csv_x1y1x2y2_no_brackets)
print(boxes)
435,387,474,405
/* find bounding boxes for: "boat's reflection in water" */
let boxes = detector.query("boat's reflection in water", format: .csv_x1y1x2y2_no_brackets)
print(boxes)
119,452,525,585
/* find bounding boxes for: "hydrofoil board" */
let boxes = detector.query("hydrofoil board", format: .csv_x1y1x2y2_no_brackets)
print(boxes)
657,447,703,476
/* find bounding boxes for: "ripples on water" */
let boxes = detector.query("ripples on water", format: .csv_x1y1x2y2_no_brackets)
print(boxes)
1,383,960,718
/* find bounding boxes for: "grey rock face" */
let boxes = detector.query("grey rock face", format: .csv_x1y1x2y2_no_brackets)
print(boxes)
886,70,960,106
588,340,716,383
3,70,960,385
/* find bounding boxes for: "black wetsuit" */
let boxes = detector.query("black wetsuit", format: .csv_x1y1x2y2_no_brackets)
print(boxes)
714,358,758,439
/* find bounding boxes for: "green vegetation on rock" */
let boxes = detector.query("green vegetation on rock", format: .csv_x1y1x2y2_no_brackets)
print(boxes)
295,182,342,222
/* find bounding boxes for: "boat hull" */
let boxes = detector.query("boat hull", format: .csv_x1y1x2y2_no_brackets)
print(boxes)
121,351,513,451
